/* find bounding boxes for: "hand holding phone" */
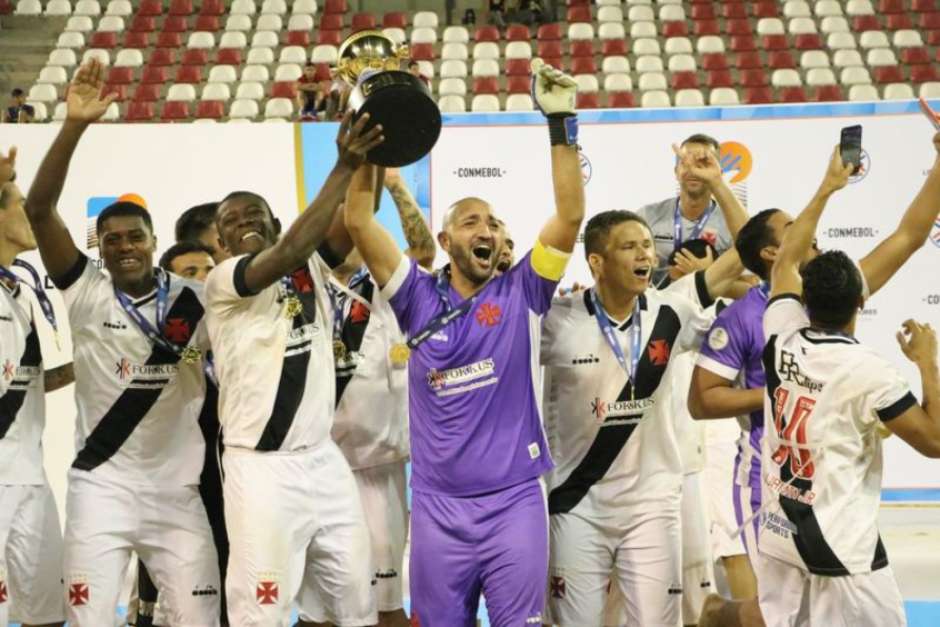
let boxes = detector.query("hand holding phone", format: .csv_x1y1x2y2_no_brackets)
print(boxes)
840,125,863,175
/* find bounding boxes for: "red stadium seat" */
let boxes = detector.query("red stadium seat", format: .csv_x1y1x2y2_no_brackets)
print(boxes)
148,48,175,66
182,49,208,65
156,32,182,48
568,0,589,5
196,101,225,119
794,34,824,50
383,12,407,28
779,87,807,102
133,83,160,101
576,92,600,109
725,19,752,35
878,0,904,12
744,86,773,103
566,6,591,22
913,0,937,11
607,91,635,108
722,3,747,18
199,0,223,16
123,31,150,48
752,1,779,17
852,15,881,31
473,77,499,94
910,65,940,82
125,102,155,121
929,30,940,45
141,66,168,83
671,71,699,89
885,14,914,29
691,4,715,19
736,51,762,69
537,23,562,40
89,32,118,48
168,0,192,15
707,70,734,88
769,51,796,69
175,65,203,84
601,39,628,55
873,66,905,83
320,13,343,30
505,58,531,76
730,35,757,51
541,56,563,71
161,101,191,121
761,35,789,50
138,0,162,16
162,15,188,32
740,68,769,86
216,48,243,65
507,75,530,93
568,40,593,58
537,40,563,58
901,47,931,64
662,21,689,37
351,12,375,31
920,12,940,27
702,53,728,70
410,43,434,61
323,0,347,14
102,83,126,101
107,67,134,84
271,81,297,98
129,15,156,32
286,31,311,46
0,0,12,15
474,26,500,42
317,29,342,45
194,15,219,30
814,85,845,101
506,24,530,41
694,20,720,35
570,57,596,74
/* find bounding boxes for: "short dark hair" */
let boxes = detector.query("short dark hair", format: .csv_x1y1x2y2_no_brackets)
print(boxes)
667,237,717,266
159,241,214,272
175,202,219,242
735,208,782,281
408,60,419,68
583,210,652,260
801,250,863,328
680,133,720,154
11,88,23,97
96,200,153,235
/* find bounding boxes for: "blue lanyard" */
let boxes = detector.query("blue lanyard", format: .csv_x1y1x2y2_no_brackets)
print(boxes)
0,260,58,332
406,266,476,350
326,267,370,340
113,268,179,356
758,282,771,300
673,197,718,251
588,289,642,395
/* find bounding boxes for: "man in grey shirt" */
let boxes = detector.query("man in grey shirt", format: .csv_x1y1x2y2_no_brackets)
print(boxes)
638,134,748,287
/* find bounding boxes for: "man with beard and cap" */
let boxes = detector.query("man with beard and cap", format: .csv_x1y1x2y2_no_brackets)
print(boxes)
204,111,383,625
342,59,584,627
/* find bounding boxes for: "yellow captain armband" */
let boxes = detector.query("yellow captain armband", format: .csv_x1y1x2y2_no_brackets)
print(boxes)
531,240,571,281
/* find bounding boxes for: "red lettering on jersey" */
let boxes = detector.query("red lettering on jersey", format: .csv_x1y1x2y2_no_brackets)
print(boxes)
648,339,670,366
69,583,89,606
256,581,278,605
702,230,718,247
163,317,191,343
475,302,501,327
349,300,370,324
550,576,566,599
290,268,314,294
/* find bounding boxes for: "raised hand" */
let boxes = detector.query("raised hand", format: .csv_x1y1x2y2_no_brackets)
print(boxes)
820,145,855,195
0,146,17,184
897,320,938,367
335,111,384,170
672,247,715,276
67,58,117,123
530,57,577,116
673,143,723,188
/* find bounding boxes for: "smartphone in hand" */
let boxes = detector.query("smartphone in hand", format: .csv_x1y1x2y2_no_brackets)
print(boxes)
840,125,863,175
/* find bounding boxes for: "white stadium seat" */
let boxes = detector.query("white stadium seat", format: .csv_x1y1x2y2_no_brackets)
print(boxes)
641,91,671,107
440,60,468,79
264,97,293,118
438,95,466,112
274,63,302,81
14,0,42,15
114,49,143,67
236,82,264,100
202,83,232,101
38,66,69,84
105,0,132,15
604,73,633,91
28,84,58,103
229,98,260,118
187,32,216,49
45,0,72,16
279,45,307,64
443,26,469,44
709,88,740,105
471,94,500,112
166,84,197,102
413,11,438,29
208,65,238,83
602,56,630,74
675,89,705,107
245,47,274,64
56,32,86,48
882,83,915,100
848,84,880,100
505,94,534,111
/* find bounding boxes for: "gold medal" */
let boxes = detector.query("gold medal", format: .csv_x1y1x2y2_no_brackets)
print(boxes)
181,345,201,364
389,342,411,367
284,295,303,319
333,339,347,361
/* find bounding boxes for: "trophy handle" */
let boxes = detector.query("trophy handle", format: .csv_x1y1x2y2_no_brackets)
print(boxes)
336,57,357,85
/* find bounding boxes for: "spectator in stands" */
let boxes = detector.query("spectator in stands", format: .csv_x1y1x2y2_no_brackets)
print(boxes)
408,60,430,86
462,8,476,25
513,0,545,26
175,201,230,263
297,62,328,122
488,0,506,27
4,89,34,123
323,69,351,122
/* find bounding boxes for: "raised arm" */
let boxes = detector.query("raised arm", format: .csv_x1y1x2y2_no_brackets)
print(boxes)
859,133,940,297
770,147,853,299
689,366,764,420
24,59,115,281
887,320,940,458
344,163,403,287
674,144,749,238
385,168,436,269
239,112,383,292
530,60,585,253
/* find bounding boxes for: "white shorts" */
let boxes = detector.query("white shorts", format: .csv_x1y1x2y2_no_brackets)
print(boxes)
757,553,905,627
355,460,408,613
680,472,716,626
0,483,65,626
63,470,220,626
703,438,747,559
547,509,681,627
225,442,376,627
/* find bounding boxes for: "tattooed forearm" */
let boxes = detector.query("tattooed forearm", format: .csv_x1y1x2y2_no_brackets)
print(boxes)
44,362,75,392
388,181,436,269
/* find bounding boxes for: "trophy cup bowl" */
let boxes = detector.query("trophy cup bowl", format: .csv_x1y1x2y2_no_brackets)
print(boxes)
337,30,442,167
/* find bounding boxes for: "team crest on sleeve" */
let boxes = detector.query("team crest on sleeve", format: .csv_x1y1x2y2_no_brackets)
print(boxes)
68,575,90,606
708,327,730,351
256,573,279,605
550,575,566,599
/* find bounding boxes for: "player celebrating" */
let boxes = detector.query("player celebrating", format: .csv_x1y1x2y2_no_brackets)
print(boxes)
204,112,382,625
342,60,584,627
24,60,220,625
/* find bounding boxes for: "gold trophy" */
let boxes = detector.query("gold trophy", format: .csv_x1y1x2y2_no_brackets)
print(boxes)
337,30,442,167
